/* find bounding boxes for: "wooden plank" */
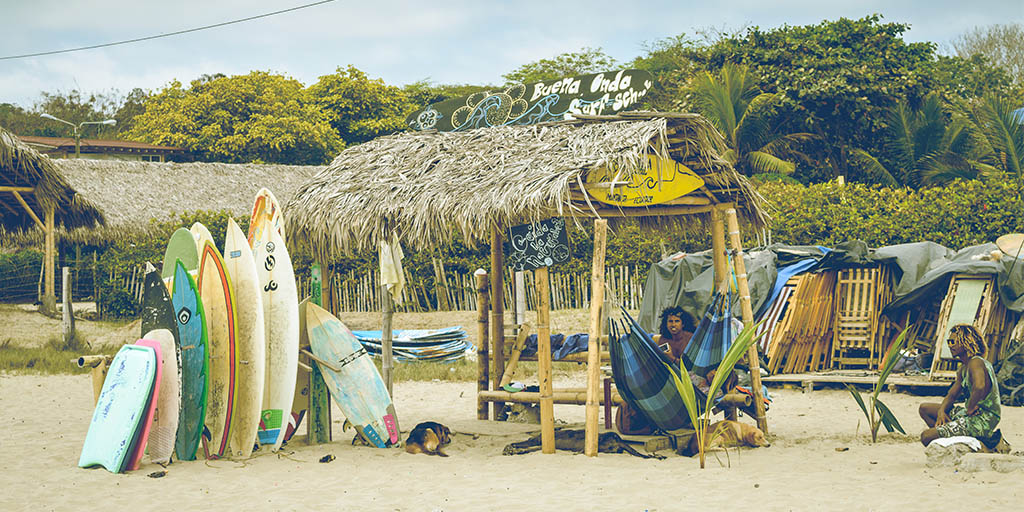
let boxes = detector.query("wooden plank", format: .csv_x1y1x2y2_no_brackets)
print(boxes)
584,218,607,457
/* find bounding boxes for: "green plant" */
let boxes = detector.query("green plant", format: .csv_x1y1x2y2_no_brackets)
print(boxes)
673,322,763,468
45,330,90,352
846,326,910,442
98,287,138,319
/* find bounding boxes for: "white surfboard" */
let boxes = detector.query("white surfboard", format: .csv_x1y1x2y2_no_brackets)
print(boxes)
142,328,180,465
253,224,299,451
223,218,266,459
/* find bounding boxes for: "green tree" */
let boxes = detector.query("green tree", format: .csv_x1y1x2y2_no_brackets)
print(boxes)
955,94,1024,190
952,23,1024,85
402,81,492,111
308,66,409,145
502,47,618,84
686,63,813,176
631,34,701,111
126,71,342,164
113,88,150,135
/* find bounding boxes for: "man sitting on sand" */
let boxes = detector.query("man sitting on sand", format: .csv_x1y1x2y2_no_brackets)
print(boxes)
919,324,1005,449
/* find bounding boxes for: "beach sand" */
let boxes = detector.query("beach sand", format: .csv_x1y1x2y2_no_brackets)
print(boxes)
3,307,1023,510
3,372,1023,511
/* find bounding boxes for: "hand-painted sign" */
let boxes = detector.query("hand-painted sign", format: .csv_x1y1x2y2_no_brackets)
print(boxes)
584,154,706,207
507,218,570,272
407,69,655,132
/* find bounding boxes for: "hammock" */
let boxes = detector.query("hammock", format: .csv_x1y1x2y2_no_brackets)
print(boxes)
609,309,708,432
684,291,734,377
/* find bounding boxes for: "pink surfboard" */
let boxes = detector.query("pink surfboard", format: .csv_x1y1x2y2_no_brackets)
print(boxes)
123,339,162,471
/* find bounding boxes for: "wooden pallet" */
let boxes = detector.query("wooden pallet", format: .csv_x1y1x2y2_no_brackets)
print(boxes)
831,266,895,369
766,272,837,374
930,274,998,380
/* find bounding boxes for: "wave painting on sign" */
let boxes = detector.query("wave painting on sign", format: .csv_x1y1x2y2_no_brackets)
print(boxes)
407,69,654,132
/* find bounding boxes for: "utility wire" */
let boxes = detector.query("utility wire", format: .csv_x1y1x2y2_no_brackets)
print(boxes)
0,0,336,61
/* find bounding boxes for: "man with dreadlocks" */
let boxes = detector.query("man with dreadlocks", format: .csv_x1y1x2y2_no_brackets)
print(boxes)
919,324,1007,449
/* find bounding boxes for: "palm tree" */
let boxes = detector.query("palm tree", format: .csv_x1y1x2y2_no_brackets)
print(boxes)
687,63,813,177
850,93,990,187
958,94,1024,190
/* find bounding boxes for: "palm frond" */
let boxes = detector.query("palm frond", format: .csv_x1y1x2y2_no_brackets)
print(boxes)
748,151,796,176
849,149,899,187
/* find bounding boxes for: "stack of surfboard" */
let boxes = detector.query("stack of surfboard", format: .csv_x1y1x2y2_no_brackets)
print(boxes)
79,188,302,471
351,327,472,362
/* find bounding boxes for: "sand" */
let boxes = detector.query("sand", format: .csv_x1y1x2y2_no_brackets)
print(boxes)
2,372,1023,511
3,308,1023,510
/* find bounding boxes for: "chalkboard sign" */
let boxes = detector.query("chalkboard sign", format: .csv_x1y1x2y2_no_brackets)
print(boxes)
507,218,571,272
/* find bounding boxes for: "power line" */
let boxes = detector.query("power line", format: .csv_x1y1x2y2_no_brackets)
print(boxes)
0,0,337,61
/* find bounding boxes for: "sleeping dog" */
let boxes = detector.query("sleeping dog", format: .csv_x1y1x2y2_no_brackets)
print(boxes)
681,420,770,456
405,421,452,457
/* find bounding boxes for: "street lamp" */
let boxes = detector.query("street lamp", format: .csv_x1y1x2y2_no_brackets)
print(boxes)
40,113,117,159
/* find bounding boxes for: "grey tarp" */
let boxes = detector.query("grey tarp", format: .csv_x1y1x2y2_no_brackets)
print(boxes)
881,242,1024,318
637,244,827,332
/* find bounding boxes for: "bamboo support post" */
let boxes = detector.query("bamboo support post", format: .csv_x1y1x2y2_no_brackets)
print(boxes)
585,219,607,457
381,285,394,397
75,354,113,405
535,267,554,454
490,228,506,420
725,208,769,433
474,269,490,420
711,208,728,292
499,324,532,389
42,204,56,314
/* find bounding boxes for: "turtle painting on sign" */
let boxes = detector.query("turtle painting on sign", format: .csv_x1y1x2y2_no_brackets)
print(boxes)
507,218,571,272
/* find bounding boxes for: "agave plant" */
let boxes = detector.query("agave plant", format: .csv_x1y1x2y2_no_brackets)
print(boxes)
671,322,764,468
846,326,911,443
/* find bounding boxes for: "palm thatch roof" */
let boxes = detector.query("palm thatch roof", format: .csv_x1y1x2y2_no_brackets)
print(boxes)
1,159,324,247
51,160,325,244
0,125,105,235
286,111,768,260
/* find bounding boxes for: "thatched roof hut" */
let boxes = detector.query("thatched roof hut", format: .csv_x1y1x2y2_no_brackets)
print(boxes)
0,125,104,234
43,159,324,245
286,111,767,259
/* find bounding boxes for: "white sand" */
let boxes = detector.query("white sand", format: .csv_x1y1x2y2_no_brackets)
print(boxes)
3,372,1023,511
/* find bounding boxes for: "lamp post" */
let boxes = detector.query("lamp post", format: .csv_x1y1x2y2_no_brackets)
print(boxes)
40,114,117,159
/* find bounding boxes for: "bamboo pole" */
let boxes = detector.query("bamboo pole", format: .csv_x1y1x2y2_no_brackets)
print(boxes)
474,269,490,420
479,390,624,406
62,267,74,344
41,204,56,315
75,354,112,405
381,285,394,397
535,267,554,454
725,208,769,434
499,325,531,389
585,219,608,457
490,227,506,420
711,208,728,293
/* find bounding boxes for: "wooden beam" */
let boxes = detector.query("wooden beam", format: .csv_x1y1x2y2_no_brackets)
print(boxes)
475,269,490,420
11,191,44,230
535,267,554,454
0,186,35,193
570,204,714,217
490,227,506,420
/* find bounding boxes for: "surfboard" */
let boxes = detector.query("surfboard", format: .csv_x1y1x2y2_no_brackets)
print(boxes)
287,297,312,443
123,338,163,471
306,302,400,448
197,241,237,459
142,329,179,465
163,228,199,286
140,265,182,456
247,187,285,248
79,344,157,473
191,222,215,255
223,218,266,458
253,225,300,451
172,260,208,461
997,233,1024,259
584,154,705,207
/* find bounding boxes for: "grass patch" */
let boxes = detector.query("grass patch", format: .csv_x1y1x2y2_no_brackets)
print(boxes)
0,341,106,375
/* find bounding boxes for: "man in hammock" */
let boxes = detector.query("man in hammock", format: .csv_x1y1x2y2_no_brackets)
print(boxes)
658,305,736,402
919,324,1007,451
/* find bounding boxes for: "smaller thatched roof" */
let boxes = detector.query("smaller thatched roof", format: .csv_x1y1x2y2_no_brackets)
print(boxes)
0,125,105,234
286,111,767,259
47,160,325,245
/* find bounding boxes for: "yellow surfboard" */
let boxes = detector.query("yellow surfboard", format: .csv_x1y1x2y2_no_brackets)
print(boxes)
584,155,704,207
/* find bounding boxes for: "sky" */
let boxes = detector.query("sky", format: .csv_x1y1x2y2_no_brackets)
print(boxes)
1,0,1022,109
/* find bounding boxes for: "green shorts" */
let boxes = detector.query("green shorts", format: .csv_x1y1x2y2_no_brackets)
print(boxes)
936,405,999,439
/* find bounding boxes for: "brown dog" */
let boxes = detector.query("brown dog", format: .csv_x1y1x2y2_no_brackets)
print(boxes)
405,421,451,457
683,420,770,456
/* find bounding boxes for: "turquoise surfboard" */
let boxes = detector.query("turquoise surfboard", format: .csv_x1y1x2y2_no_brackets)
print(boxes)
307,302,400,448
79,344,157,473
172,260,209,461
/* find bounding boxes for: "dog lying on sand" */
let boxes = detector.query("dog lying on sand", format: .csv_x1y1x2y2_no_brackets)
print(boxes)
681,420,770,456
405,421,452,457
503,428,665,459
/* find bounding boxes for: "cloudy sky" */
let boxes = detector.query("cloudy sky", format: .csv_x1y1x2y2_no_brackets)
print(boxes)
1,0,1022,108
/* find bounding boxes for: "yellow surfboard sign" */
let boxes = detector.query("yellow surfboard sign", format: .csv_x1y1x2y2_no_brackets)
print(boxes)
584,155,705,207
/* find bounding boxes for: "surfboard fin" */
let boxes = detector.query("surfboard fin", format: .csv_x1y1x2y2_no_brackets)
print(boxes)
342,419,353,433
